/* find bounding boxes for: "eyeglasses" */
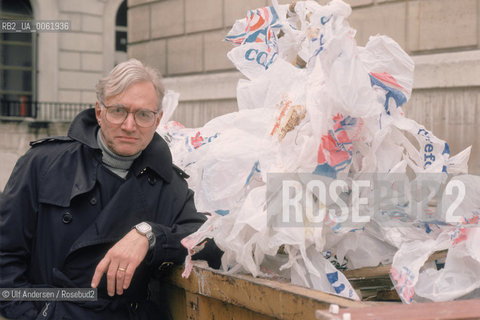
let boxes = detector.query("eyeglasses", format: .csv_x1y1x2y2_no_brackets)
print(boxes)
102,104,158,128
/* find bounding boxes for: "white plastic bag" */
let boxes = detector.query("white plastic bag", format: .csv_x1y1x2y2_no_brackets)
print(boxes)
391,175,480,303
178,0,474,304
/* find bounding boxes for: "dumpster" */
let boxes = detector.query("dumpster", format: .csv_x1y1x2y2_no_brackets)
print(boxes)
161,261,368,320
161,260,480,320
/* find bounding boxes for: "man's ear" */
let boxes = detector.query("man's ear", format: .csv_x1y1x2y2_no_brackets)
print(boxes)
95,102,102,126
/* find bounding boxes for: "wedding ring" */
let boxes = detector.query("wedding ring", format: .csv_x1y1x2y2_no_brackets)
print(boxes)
118,267,126,272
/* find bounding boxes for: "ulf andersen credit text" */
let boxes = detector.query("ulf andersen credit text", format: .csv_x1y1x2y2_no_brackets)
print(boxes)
0,288,96,301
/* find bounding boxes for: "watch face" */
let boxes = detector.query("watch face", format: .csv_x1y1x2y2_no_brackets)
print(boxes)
136,222,151,234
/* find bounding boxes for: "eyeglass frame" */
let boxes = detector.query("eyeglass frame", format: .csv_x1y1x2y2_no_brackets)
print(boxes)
101,103,160,128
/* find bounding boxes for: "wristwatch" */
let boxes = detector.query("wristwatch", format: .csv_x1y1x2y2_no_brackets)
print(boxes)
134,222,156,250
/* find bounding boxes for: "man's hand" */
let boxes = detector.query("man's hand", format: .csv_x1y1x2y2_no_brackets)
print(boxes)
91,229,149,296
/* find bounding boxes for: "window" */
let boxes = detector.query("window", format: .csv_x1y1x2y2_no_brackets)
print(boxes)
0,0,36,117
115,0,127,65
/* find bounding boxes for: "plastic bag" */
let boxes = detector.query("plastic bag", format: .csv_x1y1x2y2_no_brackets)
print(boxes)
391,175,480,303
176,0,474,303
226,5,286,80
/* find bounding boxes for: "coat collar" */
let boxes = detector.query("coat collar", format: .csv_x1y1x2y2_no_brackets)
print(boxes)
68,108,173,183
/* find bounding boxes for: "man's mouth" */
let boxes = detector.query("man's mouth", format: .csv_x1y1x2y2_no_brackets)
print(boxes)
117,136,138,142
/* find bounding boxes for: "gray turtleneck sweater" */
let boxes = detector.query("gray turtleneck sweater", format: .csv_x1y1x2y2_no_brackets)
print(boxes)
97,130,141,179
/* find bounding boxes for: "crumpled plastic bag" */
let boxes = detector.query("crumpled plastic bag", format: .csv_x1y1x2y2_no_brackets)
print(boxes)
391,174,480,303
156,0,475,303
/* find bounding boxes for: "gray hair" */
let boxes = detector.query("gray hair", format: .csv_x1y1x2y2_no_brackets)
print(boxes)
96,58,165,110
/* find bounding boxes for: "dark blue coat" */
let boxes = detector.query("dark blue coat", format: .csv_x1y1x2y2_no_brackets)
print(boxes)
0,109,207,319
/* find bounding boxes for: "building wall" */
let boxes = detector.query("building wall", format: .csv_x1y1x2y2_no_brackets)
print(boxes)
31,0,124,104
127,0,480,173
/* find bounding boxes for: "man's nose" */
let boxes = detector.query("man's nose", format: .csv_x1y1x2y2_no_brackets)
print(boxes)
121,112,137,131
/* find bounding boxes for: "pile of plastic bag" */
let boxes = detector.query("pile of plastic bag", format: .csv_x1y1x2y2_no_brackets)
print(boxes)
158,0,479,303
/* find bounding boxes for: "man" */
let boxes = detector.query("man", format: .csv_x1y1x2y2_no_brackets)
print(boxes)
0,59,219,319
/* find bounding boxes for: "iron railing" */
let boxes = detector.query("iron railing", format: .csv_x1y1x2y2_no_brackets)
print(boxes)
0,100,94,122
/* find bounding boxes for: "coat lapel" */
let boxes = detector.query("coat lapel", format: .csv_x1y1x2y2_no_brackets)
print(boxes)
68,176,151,255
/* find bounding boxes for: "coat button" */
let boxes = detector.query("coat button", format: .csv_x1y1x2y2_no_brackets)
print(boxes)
147,175,157,185
62,212,73,224
89,197,97,205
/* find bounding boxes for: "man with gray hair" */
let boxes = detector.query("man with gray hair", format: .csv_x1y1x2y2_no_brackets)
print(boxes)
0,59,220,319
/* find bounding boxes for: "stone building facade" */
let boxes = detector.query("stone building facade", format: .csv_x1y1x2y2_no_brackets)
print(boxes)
1,0,127,105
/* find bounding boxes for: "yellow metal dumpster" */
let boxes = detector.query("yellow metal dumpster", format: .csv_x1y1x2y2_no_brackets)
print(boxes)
160,259,480,320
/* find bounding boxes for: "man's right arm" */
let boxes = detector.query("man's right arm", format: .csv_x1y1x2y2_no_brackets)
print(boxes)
0,151,41,319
